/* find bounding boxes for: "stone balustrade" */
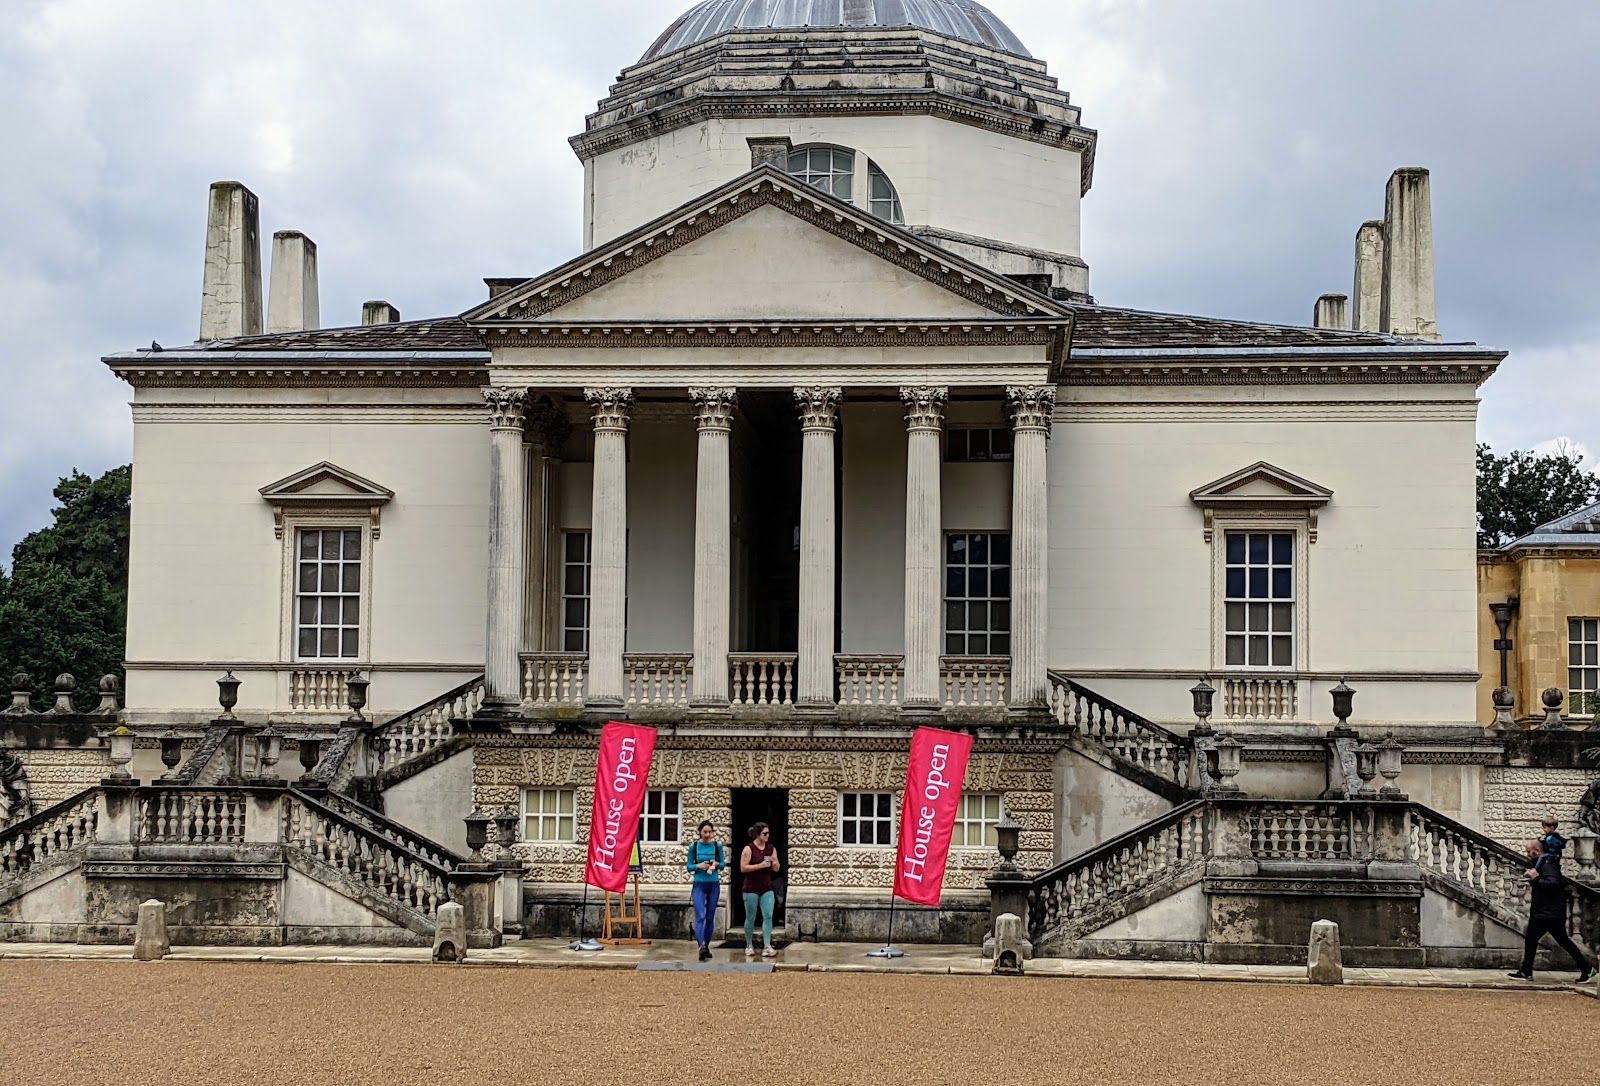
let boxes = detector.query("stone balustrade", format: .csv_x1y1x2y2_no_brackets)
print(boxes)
375,676,484,773
521,654,588,709
1048,673,1191,786
941,656,1008,708
835,654,904,707
0,789,98,879
728,654,797,708
1222,676,1298,722
1249,803,1369,861
623,654,693,708
285,791,451,919
289,668,362,712
135,788,247,845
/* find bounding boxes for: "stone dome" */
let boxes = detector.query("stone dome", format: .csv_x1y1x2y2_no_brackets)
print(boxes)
642,0,1031,63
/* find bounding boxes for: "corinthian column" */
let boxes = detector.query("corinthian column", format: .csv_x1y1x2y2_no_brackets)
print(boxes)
795,387,842,708
585,388,633,709
482,386,529,716
901,386,947,710
1007,385,1056,709
690,388,737,707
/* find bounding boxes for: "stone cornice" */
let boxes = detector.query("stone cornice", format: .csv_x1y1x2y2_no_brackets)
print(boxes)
1495,545,1600,562
572,92,1098,195
486,319,1064,350
465,170,1070,324
1065,358,1500,388
108,359,487,389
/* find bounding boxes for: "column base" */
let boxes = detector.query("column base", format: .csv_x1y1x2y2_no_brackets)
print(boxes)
1006,703,1052,726
472,699,526,730
900,700,942,718
795,699,838,717
689,697,732,717
584,696,625,713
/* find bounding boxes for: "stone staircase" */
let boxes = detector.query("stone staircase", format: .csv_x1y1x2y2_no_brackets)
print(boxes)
1020,794,1600,968
0,778,500,946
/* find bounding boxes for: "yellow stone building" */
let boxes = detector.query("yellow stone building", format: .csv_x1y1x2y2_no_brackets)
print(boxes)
1478,500,1600,726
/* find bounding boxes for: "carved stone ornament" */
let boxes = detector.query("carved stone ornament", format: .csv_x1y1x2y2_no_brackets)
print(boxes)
900,386,948,432
482,386,529,430
0,752,28,828
688,387,738,432
1006,385,1057,434
794,386,842,432
584,387,634,434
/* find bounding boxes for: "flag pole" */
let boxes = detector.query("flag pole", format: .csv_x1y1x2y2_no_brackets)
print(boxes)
866,892,906,959
569,880,602,952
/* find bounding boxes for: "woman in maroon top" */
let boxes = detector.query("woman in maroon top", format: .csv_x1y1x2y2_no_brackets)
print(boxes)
740,822,780,957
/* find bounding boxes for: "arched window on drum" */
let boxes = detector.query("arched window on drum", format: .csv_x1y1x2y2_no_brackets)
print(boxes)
867,160,904,225
786,145,855,202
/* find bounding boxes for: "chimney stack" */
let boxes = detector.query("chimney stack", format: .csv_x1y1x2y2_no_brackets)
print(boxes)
1352,221,1386,332
199,182,263,342
268,231,320,334
1380,168,1439,341
747,136,793,170
1313,294,1349,330
362,300,401,325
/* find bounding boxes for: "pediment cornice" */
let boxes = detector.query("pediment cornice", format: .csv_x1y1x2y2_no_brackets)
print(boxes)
463,168,1070,327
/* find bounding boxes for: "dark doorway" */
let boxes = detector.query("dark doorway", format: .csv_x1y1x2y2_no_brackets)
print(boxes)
743,393,802,652
729,788,790,928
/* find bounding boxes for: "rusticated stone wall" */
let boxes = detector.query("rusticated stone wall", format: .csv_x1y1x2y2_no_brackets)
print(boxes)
13,750,105,808
472,736,1057,893
1483,765,1592,845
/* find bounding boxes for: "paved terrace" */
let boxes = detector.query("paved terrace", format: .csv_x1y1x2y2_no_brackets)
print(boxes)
2,938,1595,991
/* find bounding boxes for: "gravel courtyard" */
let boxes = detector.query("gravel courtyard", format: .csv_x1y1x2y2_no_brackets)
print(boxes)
1,960,1589,1085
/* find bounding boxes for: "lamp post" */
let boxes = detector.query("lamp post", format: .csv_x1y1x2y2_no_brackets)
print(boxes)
1490,599,1518,727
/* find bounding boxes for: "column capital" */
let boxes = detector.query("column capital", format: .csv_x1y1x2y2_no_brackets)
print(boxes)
900,386,948,432
794,386,842,432
584,387,634,434
1006,385,1057,435
689,387,738,432
483,386,529,431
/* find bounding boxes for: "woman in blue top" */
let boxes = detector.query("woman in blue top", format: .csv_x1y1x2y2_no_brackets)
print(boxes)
686,820,725,961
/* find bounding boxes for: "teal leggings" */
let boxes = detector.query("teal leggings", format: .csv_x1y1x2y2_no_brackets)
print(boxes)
742,891,775,948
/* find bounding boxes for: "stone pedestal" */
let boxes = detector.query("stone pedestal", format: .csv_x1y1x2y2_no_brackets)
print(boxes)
992,912,1026,976
1307,919,1344,984
433,901,468,963
133,900,171,961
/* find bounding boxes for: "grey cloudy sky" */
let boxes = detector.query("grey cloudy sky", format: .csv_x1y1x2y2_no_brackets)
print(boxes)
2,0,1597,561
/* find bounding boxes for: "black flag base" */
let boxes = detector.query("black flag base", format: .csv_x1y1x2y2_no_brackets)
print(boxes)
865,894,907,958
570,883,604,952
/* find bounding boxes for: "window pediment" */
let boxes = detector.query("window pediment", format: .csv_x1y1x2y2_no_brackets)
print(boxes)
259,462,394,539
1190,462,1333,543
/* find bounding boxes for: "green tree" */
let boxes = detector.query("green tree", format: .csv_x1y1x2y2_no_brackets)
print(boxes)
1477,443,1600,549
0,465,131,709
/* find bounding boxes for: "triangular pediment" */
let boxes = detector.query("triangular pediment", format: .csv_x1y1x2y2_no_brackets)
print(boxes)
463,167,1070,327
260,462,394,502
1190,462,1334,506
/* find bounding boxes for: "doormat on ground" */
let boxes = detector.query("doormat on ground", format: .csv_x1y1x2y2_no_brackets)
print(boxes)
715,939,792,951
638,962,775,973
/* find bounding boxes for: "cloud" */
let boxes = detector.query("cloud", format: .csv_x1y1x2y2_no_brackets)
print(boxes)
1,0,1597,561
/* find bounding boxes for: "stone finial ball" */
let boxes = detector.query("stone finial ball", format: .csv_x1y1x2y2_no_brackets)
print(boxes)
99,675,120,693
55,673,76,692
1542,687,1564,709
9,673,28,690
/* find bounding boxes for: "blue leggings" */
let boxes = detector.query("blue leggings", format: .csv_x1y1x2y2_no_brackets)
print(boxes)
691,881,720,947
743,890,775,948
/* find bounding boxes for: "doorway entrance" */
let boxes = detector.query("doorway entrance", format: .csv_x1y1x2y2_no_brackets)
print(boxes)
729,788,790,930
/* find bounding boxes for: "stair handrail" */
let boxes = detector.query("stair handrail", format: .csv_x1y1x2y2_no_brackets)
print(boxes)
1024,797,1209,944
0,786,100,878
369,674,485,776
289,786,468,873
1048,672,1193,786
284,788,460,885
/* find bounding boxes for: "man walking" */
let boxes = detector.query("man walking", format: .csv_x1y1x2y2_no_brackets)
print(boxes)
1509,838,1594,982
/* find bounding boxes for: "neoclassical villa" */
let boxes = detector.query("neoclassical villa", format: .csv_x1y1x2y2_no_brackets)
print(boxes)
3,0,1595,964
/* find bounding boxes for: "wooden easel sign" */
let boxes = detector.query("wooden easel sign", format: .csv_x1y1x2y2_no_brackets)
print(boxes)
601,840,650,945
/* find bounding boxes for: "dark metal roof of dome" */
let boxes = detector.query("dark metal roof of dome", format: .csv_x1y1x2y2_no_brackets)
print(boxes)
643,0,1031,62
